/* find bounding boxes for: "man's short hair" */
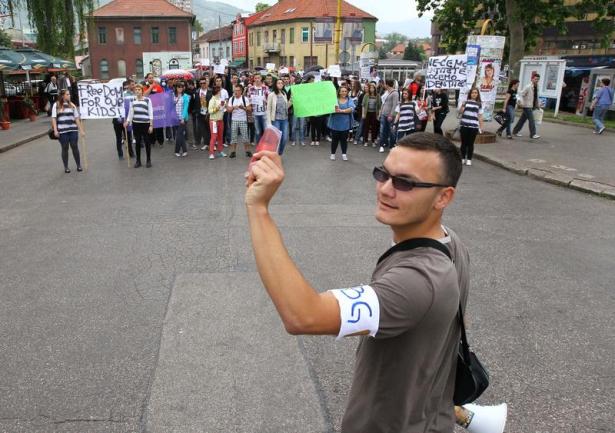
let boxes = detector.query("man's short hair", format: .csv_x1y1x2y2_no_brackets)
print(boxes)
396,132,462,187
385,79,395,88
602,78,611,86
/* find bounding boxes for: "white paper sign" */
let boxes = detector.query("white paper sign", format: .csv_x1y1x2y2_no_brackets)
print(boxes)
426,55,468,89
220,59,229,66
279,67,289,75
214,64,225,75
77,81,123,119
360,66,371,80
266,63,276,72
328,64,342,78
200,58,210,66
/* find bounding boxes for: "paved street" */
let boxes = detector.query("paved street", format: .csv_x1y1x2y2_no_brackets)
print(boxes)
1,119,614,433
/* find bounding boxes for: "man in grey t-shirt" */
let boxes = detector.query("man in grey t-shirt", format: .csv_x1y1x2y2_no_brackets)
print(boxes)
245,133,473,432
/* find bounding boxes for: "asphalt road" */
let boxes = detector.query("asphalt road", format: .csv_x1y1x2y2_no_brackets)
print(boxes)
0,120,613,433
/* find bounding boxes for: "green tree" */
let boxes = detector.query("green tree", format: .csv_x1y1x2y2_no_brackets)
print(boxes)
9,0,93,58
403,40,426,61
382,32,408,53
416,0,615,76
0,28,12,47
194,18,204,35
255,2,270,12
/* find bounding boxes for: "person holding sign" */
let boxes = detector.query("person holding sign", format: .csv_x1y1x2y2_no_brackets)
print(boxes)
266,79,292,155
327,86,355,161
458,87,484,167
207,86,227,160
52,89,84,173
125,84,154,168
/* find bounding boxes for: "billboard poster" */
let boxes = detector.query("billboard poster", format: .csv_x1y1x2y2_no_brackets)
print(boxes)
142,51,193,77
478,59,501,103
314,18,334,43
343,19,364,42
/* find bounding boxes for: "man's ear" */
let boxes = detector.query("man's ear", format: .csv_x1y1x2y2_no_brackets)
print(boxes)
434,187,455,211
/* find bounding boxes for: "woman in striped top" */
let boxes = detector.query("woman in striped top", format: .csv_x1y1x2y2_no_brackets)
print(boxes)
125,84,154,168
51,89,84,173
394,88,417,143
458,87,484,166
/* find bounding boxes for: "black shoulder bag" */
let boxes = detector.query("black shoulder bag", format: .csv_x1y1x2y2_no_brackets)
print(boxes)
377,237,489,405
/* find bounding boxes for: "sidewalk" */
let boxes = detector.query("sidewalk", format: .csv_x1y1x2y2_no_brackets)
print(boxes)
442,110,615,199
0,116,51,153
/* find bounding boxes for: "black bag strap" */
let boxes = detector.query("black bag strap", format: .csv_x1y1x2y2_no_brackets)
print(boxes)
377,237,472,361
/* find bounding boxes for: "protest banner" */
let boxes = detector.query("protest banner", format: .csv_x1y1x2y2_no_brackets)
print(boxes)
290,81,337,118
279,67,289,75
266,63,276,72
328,64,342,78
148,92,179,129
213,64,225,75
78,81,123,119
425,55,467,89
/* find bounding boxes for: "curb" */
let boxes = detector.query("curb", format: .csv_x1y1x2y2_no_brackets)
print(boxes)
541,117,613,133
0,130,48,153
472,150,615,200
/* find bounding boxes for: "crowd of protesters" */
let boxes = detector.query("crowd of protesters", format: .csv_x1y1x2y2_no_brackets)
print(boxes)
105,68,464,171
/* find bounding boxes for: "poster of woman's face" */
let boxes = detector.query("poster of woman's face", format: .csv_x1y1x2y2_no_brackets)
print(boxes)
479,60,501,102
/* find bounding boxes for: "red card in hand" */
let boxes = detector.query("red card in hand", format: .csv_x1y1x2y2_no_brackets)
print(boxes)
248,125,282,174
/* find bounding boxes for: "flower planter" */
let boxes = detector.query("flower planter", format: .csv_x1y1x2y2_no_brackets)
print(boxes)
29,114,37,122
1,121,10,130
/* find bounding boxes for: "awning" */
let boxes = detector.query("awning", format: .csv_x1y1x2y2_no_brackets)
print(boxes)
0,47,21,71
228,59,245,68
13,48,76,70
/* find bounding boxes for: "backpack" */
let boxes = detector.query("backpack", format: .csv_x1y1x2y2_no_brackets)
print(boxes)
231,95,247,107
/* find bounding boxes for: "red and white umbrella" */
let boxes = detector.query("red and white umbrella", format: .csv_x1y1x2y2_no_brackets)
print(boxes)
160,69,194,80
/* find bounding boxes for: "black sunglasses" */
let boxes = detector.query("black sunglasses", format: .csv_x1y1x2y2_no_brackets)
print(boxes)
372,166,450,192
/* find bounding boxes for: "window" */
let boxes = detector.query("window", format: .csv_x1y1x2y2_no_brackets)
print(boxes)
280,56,287,66
273,30,277,42
133,27,142,44
264,31,269,44
151,26,159,43
289,27,294,44
257,56,261,66
136,59,144,77
168,27,177,44
115,27,124,44
100,59,109,79
303,56,317,68
257,32,261,46
98,27,107,44
226,46,230,58
117,59,126,77
250,59,254,69
301,27,309,43
249,32,253,46
289,55,294,66
281,29,286,44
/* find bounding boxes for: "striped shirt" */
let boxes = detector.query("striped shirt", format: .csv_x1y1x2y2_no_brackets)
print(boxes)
175,95,184,119
396,101,417,132
460,100,482,129
51,103,79,134
127,98,153,124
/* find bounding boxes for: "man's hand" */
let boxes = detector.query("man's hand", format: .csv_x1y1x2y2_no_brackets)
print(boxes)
245,151,284,209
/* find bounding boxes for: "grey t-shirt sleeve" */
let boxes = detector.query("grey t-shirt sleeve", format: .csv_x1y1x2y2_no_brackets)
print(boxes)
371,265,434,339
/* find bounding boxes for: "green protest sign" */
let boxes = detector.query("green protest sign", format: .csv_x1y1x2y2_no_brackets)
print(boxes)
291,81,337,118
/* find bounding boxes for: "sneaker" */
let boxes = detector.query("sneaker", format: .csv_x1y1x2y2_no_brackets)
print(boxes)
175,153,181,157
466,160,472,166
315,141,320,146
514,133,523,137
353,140,358,145
531,134,541,139
330,154,336,161
201,145,208,151
372,142,376,148
598,126,606,135
77,167,83,172
64,168,71,173
379,146,385,153
182,152,188,157
146,161,152,168
593,130,598,134
464,403,507,433
342,154,348,161
223,143,229,148
301,142,306,146
507,135,513,139
326,136,332,142
363,142,368,147
245,151,252,157
191,145,198,150
496,129,502,137
310,141,315,146
134,161,142,168
462,158,467,165
229,151,236,158
218,152,227,158
291,141,296,146
209,154,215,160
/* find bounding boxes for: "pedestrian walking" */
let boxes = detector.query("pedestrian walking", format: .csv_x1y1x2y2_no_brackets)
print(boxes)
394,88,418,142
591,77,613,135
227,84,253,158
378,79,400,153
247,74,269,144
44,75,59,116
327,86,355,161
194,77,212,151
362,82,381,147
173,82,190,157
349,80,364,144
207,86,227,160
431,88,449,135
184,79,197,149
512,73,541,139
496,80,519,139
125,84,154,168
459,87,484,166
112,79,135,160
51,89,84,173
266,79,291,155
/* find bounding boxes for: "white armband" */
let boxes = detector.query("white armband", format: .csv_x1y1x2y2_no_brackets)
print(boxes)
330,285,380,341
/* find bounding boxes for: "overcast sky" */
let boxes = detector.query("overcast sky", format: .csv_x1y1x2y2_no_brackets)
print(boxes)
221,0,433,38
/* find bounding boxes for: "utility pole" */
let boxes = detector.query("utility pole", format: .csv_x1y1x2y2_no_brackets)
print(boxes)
309,21,313,68
218,15,222,61
334,0,342,63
